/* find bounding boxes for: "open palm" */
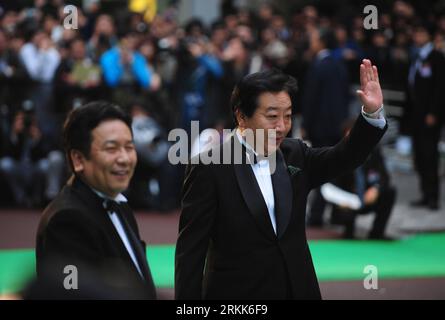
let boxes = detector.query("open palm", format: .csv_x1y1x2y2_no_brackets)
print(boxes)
356,59,383,113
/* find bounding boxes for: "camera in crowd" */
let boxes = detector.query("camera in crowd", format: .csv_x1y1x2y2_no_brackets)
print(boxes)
21,99,36,135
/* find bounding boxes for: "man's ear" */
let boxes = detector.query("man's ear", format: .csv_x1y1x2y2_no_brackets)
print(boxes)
235,109,246,128
70,150,85,174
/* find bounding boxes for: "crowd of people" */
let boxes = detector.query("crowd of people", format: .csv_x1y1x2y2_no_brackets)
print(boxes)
0,1,443,231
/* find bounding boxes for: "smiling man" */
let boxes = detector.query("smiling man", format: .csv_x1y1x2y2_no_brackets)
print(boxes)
35,101,156,299
175,60,387,300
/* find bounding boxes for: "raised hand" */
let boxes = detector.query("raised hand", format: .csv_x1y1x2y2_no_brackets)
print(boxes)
356,59,383,113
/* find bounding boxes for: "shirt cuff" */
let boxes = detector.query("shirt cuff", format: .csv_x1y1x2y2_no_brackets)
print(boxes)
361,105,386,129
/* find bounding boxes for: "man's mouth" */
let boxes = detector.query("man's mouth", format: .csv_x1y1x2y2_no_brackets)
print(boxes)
111,170,130,177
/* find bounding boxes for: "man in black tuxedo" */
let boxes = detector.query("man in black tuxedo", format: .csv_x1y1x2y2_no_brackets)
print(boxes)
407,24,445,210
175,60,387,300
36,101,156,299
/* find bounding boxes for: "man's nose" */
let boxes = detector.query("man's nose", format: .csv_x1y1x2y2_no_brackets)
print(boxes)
116,148,131,164
276,116,286,133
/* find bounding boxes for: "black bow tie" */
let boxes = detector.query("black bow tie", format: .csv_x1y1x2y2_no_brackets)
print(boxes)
104,199,123,213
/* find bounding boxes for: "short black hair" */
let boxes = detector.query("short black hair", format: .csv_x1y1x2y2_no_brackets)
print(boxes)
230,69,297,126
413,20,435,36
63,101,133,172
318,27,337,50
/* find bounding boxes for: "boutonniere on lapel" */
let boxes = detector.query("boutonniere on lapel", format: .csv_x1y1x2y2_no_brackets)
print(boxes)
287,165,302,177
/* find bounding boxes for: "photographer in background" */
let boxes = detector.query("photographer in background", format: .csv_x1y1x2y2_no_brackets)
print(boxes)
0,101,64,207
174,19,223,134
86,14,118,63
54,37,102,113
100,32,161,107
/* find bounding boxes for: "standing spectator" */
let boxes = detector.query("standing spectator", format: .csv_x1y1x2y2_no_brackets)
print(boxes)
219,36,263,126
407,24,445,210
19,30,61,138
54,37,102,113
0,105,64,207
366,31,393,87
302,27,350,226
100,32,160,107
86,14,118,63
0,29,29,110
175,20,223,133
331,25,364,83
127,100,177,210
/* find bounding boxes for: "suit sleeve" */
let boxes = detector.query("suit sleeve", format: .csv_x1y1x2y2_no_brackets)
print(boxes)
37,210,103,272
36,209,106,296
431,52,445,120
175,162,217,300
302,114,387,189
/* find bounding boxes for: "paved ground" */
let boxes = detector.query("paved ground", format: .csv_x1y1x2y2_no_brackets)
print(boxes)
157,278,445,300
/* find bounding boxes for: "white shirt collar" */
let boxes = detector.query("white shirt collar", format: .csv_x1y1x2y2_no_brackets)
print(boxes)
235,128,271,166
419,42,434,60
92,188,128,204
316,49,330,61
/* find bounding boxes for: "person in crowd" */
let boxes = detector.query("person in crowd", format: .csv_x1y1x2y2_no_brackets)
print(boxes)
0,104,64,207
302,27,350,227
327,120,396,240
406,24,445,211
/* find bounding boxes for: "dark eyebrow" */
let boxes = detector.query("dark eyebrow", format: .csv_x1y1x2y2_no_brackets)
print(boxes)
103,139,134,146
265,105,292,112
103,140,118,146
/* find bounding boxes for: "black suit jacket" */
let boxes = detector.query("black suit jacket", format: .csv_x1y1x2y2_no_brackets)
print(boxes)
302,54,350,144
175,114,387,300
407,48,445,126
333,147,390,196
35,176,156,299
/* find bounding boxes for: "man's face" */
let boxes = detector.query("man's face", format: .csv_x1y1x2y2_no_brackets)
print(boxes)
413,29,430,48
73,119,137,198
237,91,292,155
309,29,323,54
71,40,86,60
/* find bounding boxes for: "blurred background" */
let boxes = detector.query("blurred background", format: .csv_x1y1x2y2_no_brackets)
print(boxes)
0,0,444,299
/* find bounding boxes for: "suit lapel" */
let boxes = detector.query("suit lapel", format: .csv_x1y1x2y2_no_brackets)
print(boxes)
232,136,276,240
118,203,156,294
271,150,292,238
70,177,141,269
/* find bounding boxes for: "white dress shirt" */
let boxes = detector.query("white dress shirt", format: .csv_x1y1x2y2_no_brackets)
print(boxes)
92,189,144,279
236,111,386,235
408,42,434,86
19,43,61,83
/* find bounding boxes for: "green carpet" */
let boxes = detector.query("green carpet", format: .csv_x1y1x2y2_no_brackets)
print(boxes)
1,233,445,294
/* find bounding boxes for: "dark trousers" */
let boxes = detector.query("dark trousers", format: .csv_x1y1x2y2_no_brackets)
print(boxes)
331,187,396,238
412,125,441,203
